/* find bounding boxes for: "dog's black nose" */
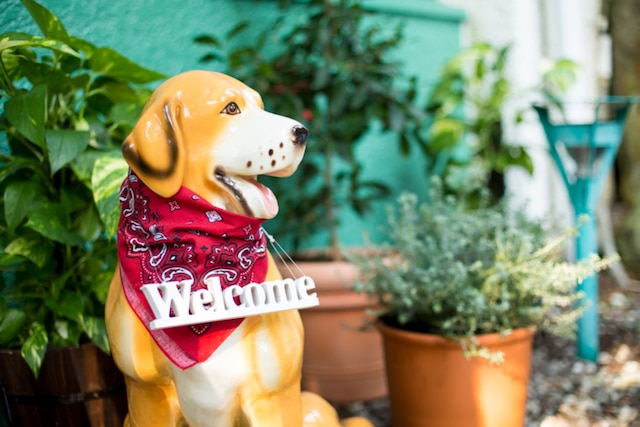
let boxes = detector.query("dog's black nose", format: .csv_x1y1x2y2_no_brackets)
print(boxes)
292,125,308,146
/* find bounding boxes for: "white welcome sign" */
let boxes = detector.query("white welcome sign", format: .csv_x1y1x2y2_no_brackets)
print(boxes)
141,276,319,330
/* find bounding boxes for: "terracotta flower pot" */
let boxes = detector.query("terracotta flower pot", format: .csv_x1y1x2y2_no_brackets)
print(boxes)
378,321,535,427
279,260,387,403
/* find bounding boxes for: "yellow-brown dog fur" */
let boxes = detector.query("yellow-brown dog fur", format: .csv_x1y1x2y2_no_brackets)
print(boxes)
106,70,373,427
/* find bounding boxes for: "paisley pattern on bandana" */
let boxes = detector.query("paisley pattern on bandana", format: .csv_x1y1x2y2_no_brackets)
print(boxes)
117,171,268,369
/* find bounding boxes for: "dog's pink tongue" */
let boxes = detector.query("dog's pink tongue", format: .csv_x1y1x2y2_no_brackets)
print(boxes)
254,180,279,218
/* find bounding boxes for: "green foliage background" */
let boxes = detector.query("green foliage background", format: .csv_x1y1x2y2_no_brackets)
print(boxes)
0,0,165,376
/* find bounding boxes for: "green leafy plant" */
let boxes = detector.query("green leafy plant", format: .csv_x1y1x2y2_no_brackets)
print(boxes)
424,42,578,200
351,182,616,361
195,0,425,257
0,0,165,376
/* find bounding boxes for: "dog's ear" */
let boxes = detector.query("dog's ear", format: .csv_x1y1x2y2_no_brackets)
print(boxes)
122,98,186,198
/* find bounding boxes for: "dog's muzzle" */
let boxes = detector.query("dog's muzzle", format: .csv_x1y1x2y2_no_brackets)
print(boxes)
293,125,309,146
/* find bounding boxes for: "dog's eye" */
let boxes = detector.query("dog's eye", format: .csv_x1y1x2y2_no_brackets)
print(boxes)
222,102,241,115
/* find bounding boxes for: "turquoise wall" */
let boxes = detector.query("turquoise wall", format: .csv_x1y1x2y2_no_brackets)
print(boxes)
1,0,279,76
1,0,465,250
1,1,463,78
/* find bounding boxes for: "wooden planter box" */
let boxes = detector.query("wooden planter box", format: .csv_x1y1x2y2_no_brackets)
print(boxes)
0,343,127,427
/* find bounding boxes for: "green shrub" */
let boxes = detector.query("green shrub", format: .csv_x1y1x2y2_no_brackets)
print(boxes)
352,182,616,359
0,0,165,376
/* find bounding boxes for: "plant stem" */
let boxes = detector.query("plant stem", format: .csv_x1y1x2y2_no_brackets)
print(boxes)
0,58,16,96
324,146,341,259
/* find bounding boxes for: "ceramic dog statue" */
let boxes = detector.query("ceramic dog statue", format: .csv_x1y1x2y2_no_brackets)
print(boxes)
105,70,373,427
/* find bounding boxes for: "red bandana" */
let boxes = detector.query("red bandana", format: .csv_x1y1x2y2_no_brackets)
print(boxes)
117,171,268,369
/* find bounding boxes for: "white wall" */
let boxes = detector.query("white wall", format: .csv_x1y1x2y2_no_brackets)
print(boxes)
438,0,610,227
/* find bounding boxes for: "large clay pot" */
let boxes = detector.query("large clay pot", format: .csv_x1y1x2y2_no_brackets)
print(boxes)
378,321,535,427
280,260,387,403
0,343,127,427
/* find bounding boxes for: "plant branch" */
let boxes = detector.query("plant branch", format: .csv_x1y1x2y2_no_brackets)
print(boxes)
0,57,16,96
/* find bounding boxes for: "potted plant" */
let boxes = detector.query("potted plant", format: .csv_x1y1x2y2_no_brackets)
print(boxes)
350,183,617,427
0,0,165,424
198,0,425,255
424,42,578,201
194,0,426,404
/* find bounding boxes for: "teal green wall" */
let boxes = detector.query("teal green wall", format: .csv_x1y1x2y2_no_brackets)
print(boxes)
1,0,465,250
1,0,463,88
1,0,280,76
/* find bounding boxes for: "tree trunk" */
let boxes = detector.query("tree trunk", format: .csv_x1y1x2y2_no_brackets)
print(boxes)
607,0,640,202
607,0,640,279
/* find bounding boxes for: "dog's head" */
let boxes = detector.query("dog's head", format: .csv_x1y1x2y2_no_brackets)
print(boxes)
122,70,308,219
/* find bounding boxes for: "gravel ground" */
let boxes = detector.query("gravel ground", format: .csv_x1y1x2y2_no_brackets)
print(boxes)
528,276,640,427
336,273,640,426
